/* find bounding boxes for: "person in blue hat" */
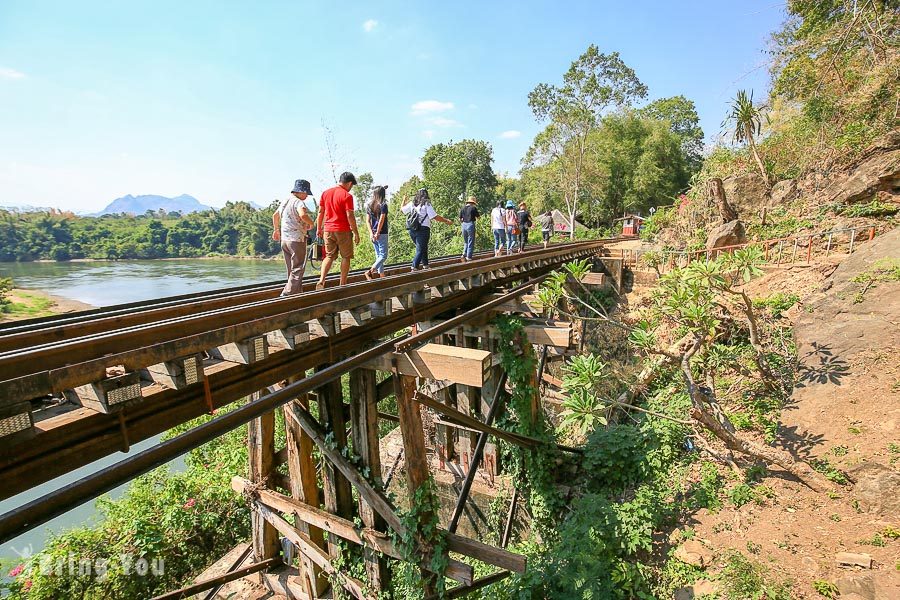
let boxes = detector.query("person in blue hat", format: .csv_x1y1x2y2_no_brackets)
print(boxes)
273,179,316,295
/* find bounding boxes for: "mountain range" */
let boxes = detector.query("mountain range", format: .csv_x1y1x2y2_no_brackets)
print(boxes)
94,194,212,216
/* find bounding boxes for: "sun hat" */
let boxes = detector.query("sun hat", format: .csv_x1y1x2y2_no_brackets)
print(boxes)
505,200,515,209
466,196,477,204
292,179,312,194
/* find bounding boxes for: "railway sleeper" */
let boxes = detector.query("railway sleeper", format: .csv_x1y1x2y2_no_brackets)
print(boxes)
65,371,143,414
0,400,36,448
141,354,205,390
265,324,311,351
211,335,269,365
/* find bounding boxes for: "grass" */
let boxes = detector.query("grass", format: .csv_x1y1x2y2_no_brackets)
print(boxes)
0,290,56,319
720,552,792,600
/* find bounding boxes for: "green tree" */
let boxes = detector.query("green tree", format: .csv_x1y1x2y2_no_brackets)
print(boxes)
639,95,704,173
723,89,768,183
421,139,498,215
526,45,648,237
353,172,374,213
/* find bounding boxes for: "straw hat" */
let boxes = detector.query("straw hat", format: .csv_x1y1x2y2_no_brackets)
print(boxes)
465,196,477,204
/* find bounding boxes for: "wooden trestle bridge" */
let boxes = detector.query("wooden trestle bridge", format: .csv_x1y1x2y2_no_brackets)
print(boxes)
0,239,613,599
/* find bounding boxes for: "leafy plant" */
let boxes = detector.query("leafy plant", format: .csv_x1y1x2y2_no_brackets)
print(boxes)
813,579,839,598
720,551,792,600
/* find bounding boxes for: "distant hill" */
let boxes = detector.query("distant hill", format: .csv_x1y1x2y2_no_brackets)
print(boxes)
95,194,212,216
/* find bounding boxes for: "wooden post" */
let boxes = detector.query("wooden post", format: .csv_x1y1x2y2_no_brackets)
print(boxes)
393,369,437,596
248,395,280,565
349,369,391,593
317,374,355,558
282,379,328,598
480,335,501,481
455,331,478,471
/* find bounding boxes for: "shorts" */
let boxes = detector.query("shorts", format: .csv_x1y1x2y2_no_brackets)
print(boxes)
542,230,551,242
324,230,354,259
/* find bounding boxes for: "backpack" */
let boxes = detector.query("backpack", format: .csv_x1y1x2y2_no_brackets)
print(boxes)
406,206,422,231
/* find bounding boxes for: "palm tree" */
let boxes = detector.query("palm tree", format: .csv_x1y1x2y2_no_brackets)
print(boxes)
723,89,768,184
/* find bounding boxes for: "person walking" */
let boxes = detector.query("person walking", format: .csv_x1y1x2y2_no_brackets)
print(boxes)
315,171,360,290
459,196,480,262
503,200,519,254
516,202,533,253
272,179,316,296
364,185,389,279
539,210,555,248
401,188,452,271
490,200,506,257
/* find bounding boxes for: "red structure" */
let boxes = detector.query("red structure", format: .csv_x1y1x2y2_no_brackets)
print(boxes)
618,214,645,237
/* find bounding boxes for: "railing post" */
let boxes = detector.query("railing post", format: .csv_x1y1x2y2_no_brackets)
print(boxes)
826,232,833,256
807,236,813,263
849,229,856,254
791,238,798,263
869,226,875,241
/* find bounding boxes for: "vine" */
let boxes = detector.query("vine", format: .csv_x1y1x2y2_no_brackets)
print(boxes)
495,315,564,539
391,476,448,599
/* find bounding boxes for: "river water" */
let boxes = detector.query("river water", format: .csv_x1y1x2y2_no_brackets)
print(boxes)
0,259,288,562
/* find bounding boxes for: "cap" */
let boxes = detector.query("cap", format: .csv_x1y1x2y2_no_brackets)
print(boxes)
292,179,313,195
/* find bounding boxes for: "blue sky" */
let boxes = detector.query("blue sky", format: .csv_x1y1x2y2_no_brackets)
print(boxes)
0,1,786,212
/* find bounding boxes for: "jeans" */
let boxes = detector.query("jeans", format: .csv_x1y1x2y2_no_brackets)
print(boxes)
409,226,431,269
461,222,476,259
519,228,529,250
492,228,506,251
506,226,518,252
370,234,388,273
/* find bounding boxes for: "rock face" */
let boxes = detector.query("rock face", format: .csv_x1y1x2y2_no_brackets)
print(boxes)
770,179,798,205
673,540,714,568
820,131,900,206
705,220,746,251
847,461,900,517
836,572,900,600
674,579,719,600
722,173,769,215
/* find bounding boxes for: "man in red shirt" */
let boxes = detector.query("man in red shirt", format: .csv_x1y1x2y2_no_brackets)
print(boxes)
316,171,361,289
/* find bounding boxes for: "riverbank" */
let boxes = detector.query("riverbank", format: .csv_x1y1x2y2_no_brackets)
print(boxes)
1,288,95,322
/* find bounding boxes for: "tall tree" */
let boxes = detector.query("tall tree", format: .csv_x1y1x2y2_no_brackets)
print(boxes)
639,95,704,173
421,139,498,214
526,46,647,237
723,89,768,183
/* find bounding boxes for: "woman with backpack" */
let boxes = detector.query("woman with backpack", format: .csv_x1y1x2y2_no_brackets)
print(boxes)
401,188,453,271
504,200,519,254
363,185,389,280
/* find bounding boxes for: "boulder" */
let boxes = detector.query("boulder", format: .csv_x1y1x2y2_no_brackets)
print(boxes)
722,173,769,215
847,461,900,517
705,220,746,251
673,540,714,568
770,179,798,205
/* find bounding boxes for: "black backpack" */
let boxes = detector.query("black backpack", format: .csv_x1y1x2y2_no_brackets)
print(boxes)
406,206,422,231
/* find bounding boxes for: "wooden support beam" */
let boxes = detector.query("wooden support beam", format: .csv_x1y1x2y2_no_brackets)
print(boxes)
429,319,572,348
248,398,280,564
349,369,390,592
266,324,311,351
256,503,375,600
340,306,372,328
0,401,34,448
282,379,327,599
317,374,355,558
232,479,473,584
309,314,340,338
375,375,394,402
480,335,502,479
455,332,478,471
395,371,438,596
425,571,511,600
67,371,142,414
285,403,483,582
144,354,204,390
213,335,268,364
364,343,491,387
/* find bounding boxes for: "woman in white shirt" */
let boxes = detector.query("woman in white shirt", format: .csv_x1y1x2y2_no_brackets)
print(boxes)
400,188,453,271
490,200,506,257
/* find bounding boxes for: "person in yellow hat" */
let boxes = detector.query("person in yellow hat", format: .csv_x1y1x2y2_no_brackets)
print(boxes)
458,196,480,262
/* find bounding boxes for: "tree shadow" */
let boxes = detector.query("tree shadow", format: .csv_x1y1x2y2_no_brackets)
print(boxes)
795,342,850,387
775,424,827,460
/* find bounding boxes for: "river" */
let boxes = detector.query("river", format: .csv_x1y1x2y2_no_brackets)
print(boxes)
0,258,288,562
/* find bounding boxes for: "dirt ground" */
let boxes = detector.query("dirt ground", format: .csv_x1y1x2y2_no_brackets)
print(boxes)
683,230,900,598
1,287,94,321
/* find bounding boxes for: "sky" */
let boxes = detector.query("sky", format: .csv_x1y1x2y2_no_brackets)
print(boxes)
0,1,787,213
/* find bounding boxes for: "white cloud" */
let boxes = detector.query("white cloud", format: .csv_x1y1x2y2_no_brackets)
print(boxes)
499,130,522,139
422,130,435,140
363,19,378,32
410,99,454,115
428,116,462,128
0,67,25,79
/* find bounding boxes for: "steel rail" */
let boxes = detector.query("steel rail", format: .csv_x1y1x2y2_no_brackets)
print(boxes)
0,261,582,544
